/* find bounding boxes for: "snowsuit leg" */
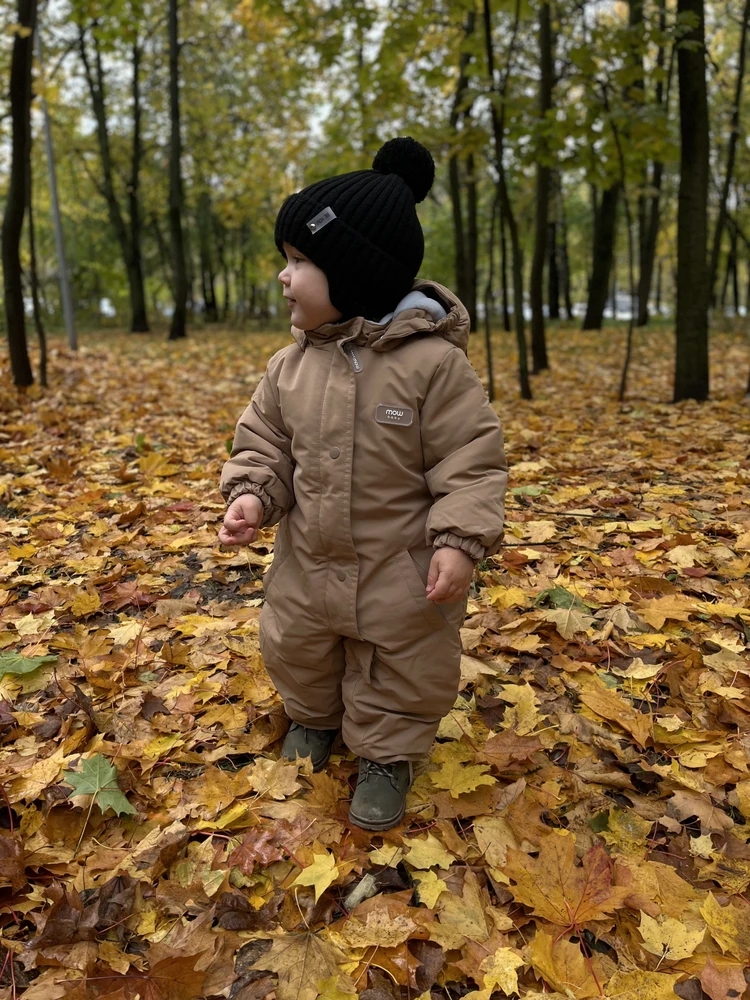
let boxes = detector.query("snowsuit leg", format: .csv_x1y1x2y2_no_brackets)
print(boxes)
340,611,466,764
259,537,468,762
258,564,346,729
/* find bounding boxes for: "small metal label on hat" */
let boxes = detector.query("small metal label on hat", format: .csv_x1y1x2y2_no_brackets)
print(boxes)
307,206,337,234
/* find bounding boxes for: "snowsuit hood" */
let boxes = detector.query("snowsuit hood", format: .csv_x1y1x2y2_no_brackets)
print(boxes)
290,279,470,355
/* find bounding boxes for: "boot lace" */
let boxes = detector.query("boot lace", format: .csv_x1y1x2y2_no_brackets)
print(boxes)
361,760,401,787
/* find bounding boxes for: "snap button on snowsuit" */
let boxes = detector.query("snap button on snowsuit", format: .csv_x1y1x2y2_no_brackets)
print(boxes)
221,280,508,764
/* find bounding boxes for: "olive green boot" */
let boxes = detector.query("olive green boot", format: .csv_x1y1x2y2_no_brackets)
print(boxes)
348,759,414,831
280,722,338,772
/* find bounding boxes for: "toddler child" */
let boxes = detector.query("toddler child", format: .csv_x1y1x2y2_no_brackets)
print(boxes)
219,136,507,831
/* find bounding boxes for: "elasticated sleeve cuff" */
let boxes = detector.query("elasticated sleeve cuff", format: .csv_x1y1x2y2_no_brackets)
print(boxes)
432,531,487,564
226,482,275,529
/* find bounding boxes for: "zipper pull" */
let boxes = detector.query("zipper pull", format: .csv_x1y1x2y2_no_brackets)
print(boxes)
341,340,364,373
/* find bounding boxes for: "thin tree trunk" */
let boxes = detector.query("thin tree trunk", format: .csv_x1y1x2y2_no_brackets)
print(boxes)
529,0,553,372
655,258,662,315
77,22,148,333
197,190,217,321
483,0,531,400
637,0,671,325
151,211,174,297
448,11,474,314
583,183,620,329
627,0,647,323
2,0,37,387
168,0,188,340
500,203,511,331
560,188,574,320
466,149,478,331
484,191,499,402
674,0,709,401
128,36,148,332
708,0,750,308
27,130,47,387
548,221,560,320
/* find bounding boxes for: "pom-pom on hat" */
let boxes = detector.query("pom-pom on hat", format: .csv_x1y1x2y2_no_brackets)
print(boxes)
274,136,435,323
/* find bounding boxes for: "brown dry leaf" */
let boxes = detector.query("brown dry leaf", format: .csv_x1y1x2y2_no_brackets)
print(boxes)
249,932,349,1000
505,832,630,927
528,929,605,999
577,685,653,747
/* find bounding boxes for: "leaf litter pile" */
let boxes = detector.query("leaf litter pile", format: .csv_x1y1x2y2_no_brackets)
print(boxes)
0,328,749,1000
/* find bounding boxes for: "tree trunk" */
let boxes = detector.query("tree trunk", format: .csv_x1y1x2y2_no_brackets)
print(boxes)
483,0,531,400
548,221,560,320
655,258,662,315
559,189,574,320
2,0,36,387
168,0,188,340
484,191,499,402
708,0,750,307
674,0,709,401
197,190,217,321
583,183,620,330
447,10,475,316
27,127,47,386
77,23,149,333
529,0,553,372
500,203,511,331
637,0,670,326
128,37,149,332
465,149,478,331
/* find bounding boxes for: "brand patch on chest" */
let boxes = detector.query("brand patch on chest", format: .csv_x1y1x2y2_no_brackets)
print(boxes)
375,404,414,427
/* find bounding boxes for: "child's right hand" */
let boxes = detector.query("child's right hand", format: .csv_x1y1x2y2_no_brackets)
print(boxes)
218,494,264,546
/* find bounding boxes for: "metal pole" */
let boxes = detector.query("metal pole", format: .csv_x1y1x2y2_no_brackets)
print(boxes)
34,24,76,350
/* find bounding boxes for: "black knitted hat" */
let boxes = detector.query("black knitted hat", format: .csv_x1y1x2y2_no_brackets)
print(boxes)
274,136,435,322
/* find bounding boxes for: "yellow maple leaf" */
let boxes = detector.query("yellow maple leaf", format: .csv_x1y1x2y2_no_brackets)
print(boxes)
245,757,302,800
638,911,705,960
14,610,56,635
700,891,750,961
403,832,455,869
605,969,681,1000
413,869,448,908
367,845,404,867
108,619,144,645
429,759,495,798
529,928,603,998
317,975,357,1000
483,585,529,609
292,852,339,901
479,947,525,995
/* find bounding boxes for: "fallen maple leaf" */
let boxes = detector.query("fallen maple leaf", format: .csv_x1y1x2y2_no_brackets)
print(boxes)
505,832,630,927
700,892,750,961
429,759,495,798
249,930,348,1000
403,832,456,870
638,911,705,960
291,851,339,902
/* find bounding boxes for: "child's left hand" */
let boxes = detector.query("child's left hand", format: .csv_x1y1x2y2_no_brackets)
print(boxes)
426,546,475,604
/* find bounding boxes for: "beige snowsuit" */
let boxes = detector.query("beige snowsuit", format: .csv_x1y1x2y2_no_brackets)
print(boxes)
220,280,507,763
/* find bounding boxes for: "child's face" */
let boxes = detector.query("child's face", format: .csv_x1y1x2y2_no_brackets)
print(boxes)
278,242,343,330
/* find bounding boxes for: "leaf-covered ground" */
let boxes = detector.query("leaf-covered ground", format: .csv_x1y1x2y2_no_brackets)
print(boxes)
1,326,749,1000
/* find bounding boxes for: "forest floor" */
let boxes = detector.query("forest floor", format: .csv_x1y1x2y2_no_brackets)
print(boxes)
0,325,749,1000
